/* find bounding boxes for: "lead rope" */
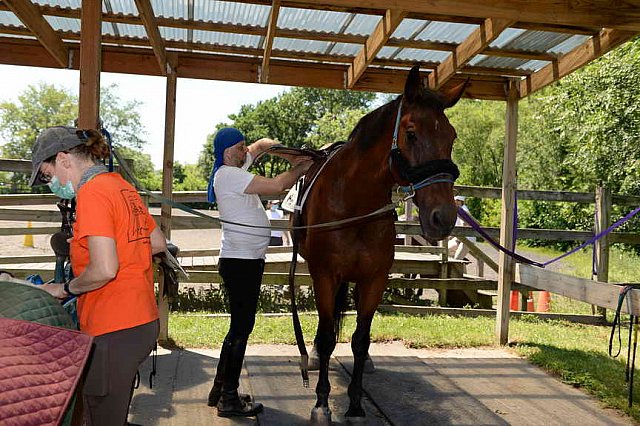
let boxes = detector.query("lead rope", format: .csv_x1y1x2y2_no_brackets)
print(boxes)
608,285,638,407
289,178,309,387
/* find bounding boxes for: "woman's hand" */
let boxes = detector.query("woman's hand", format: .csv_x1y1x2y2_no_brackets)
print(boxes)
40,283,67,299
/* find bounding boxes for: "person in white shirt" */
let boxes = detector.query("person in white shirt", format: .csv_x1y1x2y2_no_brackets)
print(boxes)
266,200,285,246
447,195,476,259
206,127,311,417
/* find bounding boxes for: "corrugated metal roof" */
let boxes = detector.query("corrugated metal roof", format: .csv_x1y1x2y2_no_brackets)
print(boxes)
151,0,189,20
551,35,591,54
392,48,451,63
417,21,478,43
328,42,362,57
0,10,24,27
32,0,81,8
195,1,270,26
278,7,351,33
108,0,137,16
116,23,148,39
44,15,80,32
274,38,333,54
344,14,380,36
159,26,187,42
501,30,572,52
192,30,261,48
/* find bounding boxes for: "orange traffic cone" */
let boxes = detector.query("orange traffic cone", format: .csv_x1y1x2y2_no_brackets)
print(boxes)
537,291,551,312
526,292,535,312
510,290,520,311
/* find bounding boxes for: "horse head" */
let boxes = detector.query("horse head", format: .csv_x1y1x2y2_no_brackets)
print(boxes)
392,65,467,240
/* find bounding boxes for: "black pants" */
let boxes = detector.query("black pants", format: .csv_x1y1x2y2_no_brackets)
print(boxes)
83,319,159,426
219,258,264,341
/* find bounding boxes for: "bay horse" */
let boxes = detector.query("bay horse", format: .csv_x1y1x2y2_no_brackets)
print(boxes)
295,65,467,424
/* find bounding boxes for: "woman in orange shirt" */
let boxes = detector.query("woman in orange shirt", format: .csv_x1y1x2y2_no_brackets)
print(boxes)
30,126,166,426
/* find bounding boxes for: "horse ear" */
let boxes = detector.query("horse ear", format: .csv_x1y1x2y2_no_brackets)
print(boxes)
441,79,469,108
404,65,424,102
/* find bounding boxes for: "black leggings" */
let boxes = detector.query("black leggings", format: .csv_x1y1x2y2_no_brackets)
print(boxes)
219,258,264,341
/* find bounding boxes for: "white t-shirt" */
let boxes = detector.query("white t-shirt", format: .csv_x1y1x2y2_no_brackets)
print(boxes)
214,154,270,259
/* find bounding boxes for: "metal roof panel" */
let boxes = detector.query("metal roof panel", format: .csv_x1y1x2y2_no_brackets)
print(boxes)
278,7,350,33
194,1,270,26
274,37,333,54
44,15,80,32
0,10,24,27
344,14,380,36
192,30,261,48
417,21,478,43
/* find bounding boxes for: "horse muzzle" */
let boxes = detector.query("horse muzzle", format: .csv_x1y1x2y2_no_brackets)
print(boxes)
419,203,457,241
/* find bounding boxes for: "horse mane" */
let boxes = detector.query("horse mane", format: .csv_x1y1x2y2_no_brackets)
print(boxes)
348,89,445,150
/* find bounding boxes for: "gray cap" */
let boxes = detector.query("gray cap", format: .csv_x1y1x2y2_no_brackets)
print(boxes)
29,126,87,186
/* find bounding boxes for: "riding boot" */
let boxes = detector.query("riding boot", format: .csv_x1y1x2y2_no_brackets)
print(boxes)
217,337,263,417
208,338,251,407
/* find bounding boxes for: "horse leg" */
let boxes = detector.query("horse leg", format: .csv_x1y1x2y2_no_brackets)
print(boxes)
310,277,338,425
345,282,385,422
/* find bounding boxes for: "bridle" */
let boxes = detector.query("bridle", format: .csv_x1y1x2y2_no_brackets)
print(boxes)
388,98,459,199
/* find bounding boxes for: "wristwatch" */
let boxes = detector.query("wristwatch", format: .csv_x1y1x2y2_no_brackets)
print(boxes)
63,281,79,297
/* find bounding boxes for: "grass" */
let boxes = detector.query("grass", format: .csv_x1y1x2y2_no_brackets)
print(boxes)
169,312,640,421
167,245,640,422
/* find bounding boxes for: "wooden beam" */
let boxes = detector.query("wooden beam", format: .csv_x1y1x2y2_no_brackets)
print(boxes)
260,0,280,83
346,9,406,88
520,29,637,97
0,38,507,99
284,0,640,31
386,38,457,52
3,0,68,67
462,66,532,77
429,18,513,89
515,263,640,316
496,80,519,345
78,0,101,129
157,64,177,343
133,0,167,75
512,22,599,36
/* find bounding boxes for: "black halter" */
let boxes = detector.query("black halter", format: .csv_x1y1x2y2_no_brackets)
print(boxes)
388,98,459,197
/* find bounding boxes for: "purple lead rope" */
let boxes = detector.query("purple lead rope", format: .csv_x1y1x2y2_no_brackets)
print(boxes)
456,205,640,268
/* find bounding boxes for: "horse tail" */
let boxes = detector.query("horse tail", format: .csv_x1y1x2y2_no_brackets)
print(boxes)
333,281,349,343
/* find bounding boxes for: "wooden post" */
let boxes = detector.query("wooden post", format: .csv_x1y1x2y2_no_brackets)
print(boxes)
404,199,413,246
78,0,101,129
594,186,611,318
496,80,519,345
157,65,177,343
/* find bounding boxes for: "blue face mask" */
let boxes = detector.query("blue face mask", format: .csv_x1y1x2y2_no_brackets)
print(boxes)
48,176,76,199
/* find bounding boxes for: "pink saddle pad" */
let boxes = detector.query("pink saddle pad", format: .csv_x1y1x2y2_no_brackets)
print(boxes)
0,317,93,426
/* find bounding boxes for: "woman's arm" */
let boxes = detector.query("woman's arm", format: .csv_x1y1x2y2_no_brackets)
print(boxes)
150,227,167,255
42,236,119,298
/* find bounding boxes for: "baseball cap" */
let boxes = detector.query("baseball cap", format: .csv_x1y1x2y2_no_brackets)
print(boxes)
29,126,88,186
454,195,466,202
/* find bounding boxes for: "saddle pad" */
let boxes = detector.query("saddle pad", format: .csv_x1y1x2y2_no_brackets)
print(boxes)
0,318,93,426
0,281,75,329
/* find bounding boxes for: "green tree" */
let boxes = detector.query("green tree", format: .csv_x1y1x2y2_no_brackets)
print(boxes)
197,87,376,179
0,83,156,192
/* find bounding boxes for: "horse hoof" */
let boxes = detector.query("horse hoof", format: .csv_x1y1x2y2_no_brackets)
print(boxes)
364,356,375,373
310,406,332,425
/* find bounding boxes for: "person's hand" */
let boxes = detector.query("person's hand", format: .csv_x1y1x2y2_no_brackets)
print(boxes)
40,283,67,299
294,158,314,174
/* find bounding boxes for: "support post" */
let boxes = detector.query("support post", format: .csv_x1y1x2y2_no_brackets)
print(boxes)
78,0,101,129
158,65,177,343
594,185,611,318
496,80,519,344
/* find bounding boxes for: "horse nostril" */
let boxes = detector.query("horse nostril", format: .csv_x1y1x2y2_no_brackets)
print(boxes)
431,209,443,228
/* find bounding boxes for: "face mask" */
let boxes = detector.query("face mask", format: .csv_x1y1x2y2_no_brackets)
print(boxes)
48,176,76,199
271,204,279,212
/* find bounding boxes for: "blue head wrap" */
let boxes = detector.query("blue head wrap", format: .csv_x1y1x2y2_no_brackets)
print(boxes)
207,127,245,203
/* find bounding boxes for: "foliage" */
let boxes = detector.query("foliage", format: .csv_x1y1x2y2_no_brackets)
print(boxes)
0,83,155,191
197,87,376,180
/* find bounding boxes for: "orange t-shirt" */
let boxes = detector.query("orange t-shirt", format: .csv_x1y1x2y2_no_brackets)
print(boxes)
71,173,158,336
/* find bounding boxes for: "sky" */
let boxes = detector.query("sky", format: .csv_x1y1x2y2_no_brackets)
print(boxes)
0,64,288,169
